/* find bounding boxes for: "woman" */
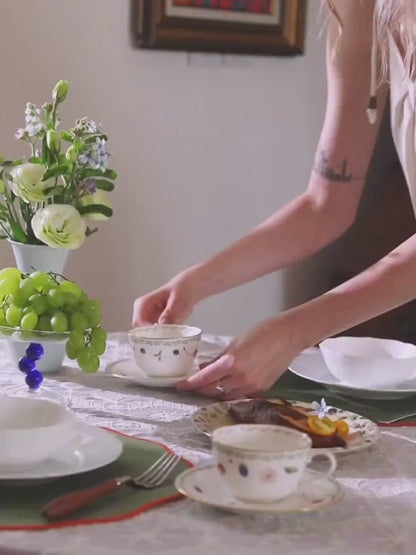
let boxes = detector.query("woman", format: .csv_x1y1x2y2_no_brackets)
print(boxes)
133,0,416,399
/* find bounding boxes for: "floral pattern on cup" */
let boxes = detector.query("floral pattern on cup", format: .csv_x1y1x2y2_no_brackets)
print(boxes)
129,325,201,378
260,468,278,483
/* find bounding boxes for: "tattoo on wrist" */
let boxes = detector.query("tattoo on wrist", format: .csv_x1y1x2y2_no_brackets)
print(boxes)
313,148,361,183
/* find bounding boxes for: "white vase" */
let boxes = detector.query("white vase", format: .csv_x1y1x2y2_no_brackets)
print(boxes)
10,241,70,275
7,241,71,372
7,339,68,373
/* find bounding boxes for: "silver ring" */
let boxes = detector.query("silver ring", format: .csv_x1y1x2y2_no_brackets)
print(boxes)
215,379,226,395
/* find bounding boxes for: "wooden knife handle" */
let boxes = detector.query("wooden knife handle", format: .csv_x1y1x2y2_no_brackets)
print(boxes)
42,478,123,520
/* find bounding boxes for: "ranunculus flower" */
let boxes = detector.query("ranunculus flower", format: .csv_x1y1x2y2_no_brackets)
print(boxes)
9,163,54,203
32,204,86,249
79,191,112,221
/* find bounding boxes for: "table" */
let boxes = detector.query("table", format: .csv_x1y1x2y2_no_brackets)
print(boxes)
1,333,416,555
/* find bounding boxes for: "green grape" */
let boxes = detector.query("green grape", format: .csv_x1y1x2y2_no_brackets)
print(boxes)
88,312,102,327
9,290,27,308
6,305,23,327
79,291,88,304
50,311,68,333
29,271,50,291
22,306,32,315
37,315,52,332
63,293,79,310
77,348,99,373
91,338,106,356
84,299,101,315
71,311,89,331
0,277,20,299
21,311,38,331
29,294,48,315
59,280,82,298
47,288,65,309
19,278,36,299
91,327,107,343
69,330,85,349
66,341,79,360
41,279,56,294
0,267,21,282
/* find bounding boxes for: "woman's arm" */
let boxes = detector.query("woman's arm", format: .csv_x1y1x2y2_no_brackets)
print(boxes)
289,233,416,350
183,0,386,302
179,233,416,398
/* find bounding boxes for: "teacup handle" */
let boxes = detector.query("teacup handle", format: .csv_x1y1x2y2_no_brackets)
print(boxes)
307,451,337,477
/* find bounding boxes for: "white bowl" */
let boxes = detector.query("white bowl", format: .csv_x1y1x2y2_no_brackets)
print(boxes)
319,336,416,389
0,396,75,468
129,324,202,378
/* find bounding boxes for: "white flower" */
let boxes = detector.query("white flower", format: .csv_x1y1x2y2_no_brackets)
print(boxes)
9,163,54,203
32,204,86,249
22,103,46,138
79,190,112,220
311,398,331,420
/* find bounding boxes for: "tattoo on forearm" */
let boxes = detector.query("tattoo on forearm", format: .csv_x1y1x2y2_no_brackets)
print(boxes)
313,148,361,183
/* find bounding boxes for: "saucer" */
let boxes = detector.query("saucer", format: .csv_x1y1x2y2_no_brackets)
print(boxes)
0,423,122,484
289,347,416,400
175,465,344,515
105,358,191,387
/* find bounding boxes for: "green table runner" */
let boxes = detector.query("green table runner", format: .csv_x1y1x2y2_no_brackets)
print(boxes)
264,371,416,424
0,430,191,530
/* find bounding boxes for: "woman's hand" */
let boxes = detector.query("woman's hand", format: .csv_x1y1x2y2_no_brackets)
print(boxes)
177,313,305,399
132,271,200,327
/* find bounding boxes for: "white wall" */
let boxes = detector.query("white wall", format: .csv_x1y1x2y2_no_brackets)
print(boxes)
0,0,326,335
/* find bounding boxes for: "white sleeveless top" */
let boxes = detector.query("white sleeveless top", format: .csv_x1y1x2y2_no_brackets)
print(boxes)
389,36,416,213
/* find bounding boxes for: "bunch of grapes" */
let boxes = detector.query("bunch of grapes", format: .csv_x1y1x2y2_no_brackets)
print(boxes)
0,267,106,373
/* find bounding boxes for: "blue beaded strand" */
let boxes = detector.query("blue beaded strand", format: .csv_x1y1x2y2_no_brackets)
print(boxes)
18,343,44,391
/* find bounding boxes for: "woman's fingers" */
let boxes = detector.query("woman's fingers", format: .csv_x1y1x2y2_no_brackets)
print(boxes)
177,355,233,391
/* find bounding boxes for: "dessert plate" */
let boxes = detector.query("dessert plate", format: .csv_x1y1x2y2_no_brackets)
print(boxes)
0,423,122,483
175,465,344,515
192,399,379,454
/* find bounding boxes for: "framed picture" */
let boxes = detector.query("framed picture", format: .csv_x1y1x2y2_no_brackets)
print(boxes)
135,1,306,56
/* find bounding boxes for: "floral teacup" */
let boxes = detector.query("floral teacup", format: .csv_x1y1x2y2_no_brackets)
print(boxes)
129,325,202,378
212,424,337,503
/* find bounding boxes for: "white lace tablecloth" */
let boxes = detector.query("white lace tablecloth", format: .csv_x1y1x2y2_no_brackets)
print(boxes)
1,333,416,555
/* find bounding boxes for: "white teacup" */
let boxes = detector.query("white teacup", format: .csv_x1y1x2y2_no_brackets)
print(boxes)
212,424,337,503
129,324,202,378
0,396,75,468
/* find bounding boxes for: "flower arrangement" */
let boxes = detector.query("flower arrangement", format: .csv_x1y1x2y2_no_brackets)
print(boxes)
0,81,117,249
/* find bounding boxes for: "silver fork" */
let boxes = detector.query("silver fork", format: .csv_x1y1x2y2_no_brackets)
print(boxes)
43,452,181,520
378,412,416,424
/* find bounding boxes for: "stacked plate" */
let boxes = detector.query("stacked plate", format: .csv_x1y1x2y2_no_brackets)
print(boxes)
0,396,122,484
290,337,416,400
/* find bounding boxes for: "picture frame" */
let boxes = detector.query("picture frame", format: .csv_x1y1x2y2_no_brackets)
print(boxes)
135,1,307,56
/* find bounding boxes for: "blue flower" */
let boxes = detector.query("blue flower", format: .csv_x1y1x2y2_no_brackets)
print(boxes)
77,138,110,171
311,398,331,420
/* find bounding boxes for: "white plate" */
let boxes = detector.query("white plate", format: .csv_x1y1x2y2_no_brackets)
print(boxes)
0,423,122,483
290,347,416,400
192,399,379,454
175,465,344,515
105,358,191,387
